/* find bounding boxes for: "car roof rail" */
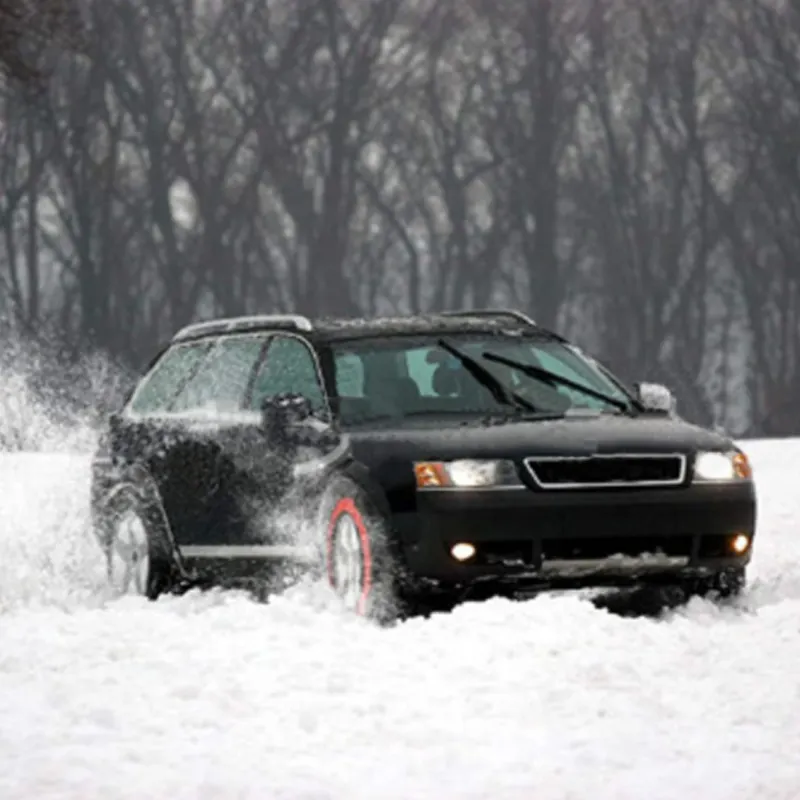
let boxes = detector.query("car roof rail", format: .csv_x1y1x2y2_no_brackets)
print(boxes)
438,308,537,327
172,314,314,342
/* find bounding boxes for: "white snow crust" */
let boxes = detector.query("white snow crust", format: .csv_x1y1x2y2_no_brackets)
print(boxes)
1,439,799,800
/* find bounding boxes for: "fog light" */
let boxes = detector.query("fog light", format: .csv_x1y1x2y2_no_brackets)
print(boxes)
731,534,750,554
451,543,476,562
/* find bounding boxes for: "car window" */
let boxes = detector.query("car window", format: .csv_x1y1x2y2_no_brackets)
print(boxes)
404,347,439,397
495,343,617,410
331,334,632,425
170,335,268,413
526,348,601,407
249,336,325,413
333,339,501,422
127,340,213,414
335,352,365,397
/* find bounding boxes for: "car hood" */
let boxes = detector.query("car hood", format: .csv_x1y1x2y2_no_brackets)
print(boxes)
345,413,735,467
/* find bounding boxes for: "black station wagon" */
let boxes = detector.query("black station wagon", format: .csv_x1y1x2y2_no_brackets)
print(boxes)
90,309,757,619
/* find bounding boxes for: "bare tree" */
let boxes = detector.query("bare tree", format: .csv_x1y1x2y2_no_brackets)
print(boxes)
572,0,726,423
0,0,86,88
471,0,586,330
708,0,800,434
231,0,428,317
5,0,800,434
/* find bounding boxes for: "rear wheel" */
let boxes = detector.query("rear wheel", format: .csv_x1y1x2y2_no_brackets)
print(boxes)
97,483,179,600
108,508,151,595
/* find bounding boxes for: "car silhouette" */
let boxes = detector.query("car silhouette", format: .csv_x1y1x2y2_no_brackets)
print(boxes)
89,309,756,619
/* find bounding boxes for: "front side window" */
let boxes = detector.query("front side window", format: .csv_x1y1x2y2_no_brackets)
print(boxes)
127,340,214,414
249,336,326,413
331,334,633,426
170,335,269,413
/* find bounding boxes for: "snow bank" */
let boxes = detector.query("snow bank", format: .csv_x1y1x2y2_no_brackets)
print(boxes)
0,439,797,799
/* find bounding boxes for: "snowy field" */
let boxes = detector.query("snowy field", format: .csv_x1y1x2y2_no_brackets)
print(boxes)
1,439,799,800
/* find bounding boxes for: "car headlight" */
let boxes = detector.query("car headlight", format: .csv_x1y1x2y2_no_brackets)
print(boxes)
693,450,752,482
413,459,521,488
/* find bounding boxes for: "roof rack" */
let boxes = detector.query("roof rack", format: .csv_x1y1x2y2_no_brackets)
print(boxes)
172,314,313,342
438,308,537,327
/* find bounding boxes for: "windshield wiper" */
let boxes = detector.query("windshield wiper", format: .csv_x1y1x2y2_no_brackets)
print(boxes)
481,350,632,415
438,339,539,415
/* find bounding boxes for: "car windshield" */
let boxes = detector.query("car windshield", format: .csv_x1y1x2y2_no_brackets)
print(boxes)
330,333,635,426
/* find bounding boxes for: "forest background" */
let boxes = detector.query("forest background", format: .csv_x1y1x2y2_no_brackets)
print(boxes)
2,0,799,439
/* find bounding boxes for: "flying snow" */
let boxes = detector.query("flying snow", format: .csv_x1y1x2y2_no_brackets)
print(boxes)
0,425,799,798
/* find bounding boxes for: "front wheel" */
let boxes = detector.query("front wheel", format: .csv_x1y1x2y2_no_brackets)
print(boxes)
683,567,747,601
709,567,747,599
319,477,402,622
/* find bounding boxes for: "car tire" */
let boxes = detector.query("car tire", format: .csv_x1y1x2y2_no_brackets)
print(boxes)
96,481,180,600
711,566,747,599
318,475,404,623
684,567,747,601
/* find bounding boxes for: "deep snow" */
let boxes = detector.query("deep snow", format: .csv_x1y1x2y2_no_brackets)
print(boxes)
1,440,800,799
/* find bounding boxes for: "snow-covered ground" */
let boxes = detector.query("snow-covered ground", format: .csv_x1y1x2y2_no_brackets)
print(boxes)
1,439,799,800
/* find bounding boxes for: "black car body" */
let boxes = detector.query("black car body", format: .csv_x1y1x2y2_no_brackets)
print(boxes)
90,310,757,618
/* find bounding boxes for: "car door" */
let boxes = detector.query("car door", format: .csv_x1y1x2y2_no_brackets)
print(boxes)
110,331,337,563
173,332,336,560
158,332,271,548
109,336,221,543
232,334,335,550
113,333,269,546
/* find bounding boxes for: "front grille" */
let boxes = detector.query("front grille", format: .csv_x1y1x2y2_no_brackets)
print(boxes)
524,453,686,489
542,535,693,560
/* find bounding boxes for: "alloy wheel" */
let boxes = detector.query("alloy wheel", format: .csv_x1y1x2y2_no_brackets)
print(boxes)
331,512,365,612
108,510,150,596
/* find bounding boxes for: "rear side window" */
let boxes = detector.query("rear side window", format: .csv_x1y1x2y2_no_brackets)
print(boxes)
127,341,213,414
249,336,326,413
170,335,268,413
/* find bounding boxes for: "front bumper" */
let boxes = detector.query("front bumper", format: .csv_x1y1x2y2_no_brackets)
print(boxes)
392,481,756,590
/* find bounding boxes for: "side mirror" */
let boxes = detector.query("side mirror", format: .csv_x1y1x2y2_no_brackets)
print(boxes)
261,392,312,439
261,393,341,450
635,382,676,414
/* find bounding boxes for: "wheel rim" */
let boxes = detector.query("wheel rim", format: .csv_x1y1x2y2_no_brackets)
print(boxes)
331,512,364,612
108,510,150,595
